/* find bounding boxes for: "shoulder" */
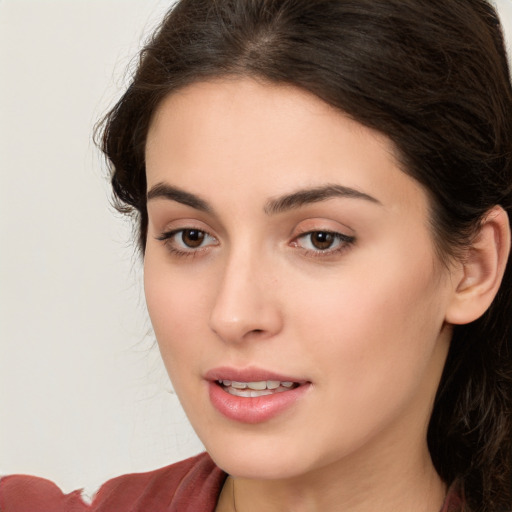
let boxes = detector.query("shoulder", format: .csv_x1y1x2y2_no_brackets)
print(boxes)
0,474,89,512
93,452,226,511
0,453,227,512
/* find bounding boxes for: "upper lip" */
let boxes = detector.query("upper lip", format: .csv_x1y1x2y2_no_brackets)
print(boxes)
205,366,308,384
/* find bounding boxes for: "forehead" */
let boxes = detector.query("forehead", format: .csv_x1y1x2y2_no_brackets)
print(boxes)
145,78,428,216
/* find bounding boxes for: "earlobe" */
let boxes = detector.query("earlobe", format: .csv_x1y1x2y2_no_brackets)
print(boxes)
445,206,511,325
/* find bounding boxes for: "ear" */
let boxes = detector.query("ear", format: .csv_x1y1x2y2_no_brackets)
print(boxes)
445,206,511,325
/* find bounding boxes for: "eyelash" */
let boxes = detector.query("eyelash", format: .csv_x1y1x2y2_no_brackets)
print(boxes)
156,228,218,258
292,230,356,258
156,228,356,259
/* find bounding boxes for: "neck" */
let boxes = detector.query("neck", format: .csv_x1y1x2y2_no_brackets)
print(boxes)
223,445,445,512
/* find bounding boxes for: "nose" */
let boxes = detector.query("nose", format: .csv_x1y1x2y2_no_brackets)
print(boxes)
208,247,283,344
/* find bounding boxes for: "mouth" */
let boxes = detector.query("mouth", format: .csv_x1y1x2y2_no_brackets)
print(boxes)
206,368,310,423
216,379,300,398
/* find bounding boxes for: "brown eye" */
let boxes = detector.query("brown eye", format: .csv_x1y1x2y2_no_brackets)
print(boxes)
181,229,206,248
310,232,335,250
293,230,356,255
156,227,218,255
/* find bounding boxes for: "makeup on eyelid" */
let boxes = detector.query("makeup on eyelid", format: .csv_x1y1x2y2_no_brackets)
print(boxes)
155,226,356,259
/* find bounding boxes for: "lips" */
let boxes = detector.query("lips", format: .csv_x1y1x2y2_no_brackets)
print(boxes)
205,367,310,423
205,367,307,383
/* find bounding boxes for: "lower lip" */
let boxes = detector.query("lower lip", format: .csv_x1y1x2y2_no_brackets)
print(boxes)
208,381,310,424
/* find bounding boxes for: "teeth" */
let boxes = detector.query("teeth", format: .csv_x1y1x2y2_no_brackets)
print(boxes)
247,381,267,390
227,387,274,397
218,379,298,392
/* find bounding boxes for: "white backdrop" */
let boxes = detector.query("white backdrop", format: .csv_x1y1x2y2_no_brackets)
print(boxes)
0,0,203,497
1,0,511,497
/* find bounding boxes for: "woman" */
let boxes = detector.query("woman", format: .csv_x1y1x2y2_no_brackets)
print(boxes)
1,0,511,511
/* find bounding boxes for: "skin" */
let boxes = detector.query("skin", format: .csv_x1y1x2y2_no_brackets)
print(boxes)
143,78,461,512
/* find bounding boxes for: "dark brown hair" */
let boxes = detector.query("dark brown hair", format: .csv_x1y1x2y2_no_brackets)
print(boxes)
99,1,512,510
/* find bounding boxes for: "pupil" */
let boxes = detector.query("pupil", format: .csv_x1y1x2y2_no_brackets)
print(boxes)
312,232,334,250
182,229,205,248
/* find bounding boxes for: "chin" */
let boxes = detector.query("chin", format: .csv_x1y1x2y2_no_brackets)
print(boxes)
210,449,306,480
198,428,330,480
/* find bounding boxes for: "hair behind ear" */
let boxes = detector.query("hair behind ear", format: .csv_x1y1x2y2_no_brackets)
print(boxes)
429,207,512,511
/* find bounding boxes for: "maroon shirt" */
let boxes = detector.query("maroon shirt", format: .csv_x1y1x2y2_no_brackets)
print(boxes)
0,452,463,511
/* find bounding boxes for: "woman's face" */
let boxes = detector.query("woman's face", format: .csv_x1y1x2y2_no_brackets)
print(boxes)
144,79,456,479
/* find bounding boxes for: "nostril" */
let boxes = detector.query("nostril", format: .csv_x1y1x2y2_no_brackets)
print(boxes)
208,289,284,342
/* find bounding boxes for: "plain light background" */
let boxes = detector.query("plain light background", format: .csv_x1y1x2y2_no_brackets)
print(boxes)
1,0,511,497
0,0,204,497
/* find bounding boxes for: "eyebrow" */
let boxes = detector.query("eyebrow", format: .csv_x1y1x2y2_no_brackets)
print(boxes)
147,183,211,212
146,182,380,215
264,184,381,215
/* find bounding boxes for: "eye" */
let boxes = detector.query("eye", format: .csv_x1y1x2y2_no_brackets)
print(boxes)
178,229,207,248
293,230,355,253
156,228,218,254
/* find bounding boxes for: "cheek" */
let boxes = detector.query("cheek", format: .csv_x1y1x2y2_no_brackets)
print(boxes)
279,250,449,460
290,243,448,394
143,252,211,373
